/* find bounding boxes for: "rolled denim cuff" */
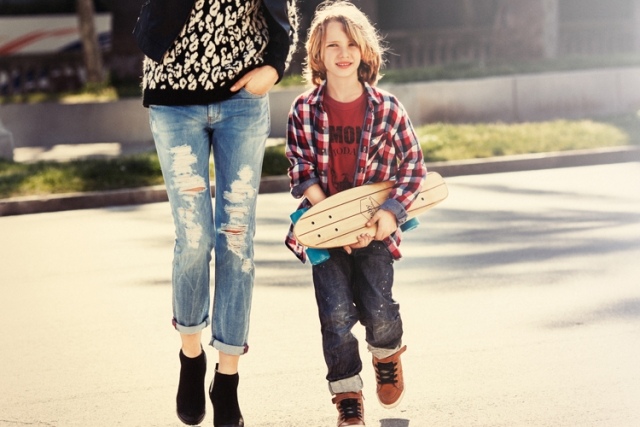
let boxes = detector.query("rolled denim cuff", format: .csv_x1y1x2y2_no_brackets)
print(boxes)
210,338,249,356
368,343,403,359
328,374,363,395
380,198,408,225
172,317,209,335
291,177,320,198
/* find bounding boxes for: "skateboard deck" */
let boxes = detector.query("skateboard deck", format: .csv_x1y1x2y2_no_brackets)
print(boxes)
293,171,448,248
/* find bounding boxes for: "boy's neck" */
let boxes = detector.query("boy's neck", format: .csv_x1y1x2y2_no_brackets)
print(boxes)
325,79,364,103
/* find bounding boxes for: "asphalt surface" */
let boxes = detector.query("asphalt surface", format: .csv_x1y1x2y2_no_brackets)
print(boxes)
1,161,640,426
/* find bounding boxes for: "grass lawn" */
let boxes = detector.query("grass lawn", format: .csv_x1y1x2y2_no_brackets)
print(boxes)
417,118,635,161
2,112,639,199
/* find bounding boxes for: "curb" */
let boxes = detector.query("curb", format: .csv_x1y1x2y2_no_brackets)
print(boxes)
1,146,639,217
426,145,640,176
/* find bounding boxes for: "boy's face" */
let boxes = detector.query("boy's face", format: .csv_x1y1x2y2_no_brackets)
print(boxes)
321,20,361,84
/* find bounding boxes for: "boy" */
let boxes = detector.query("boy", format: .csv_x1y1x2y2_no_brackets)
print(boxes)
285,1,426,425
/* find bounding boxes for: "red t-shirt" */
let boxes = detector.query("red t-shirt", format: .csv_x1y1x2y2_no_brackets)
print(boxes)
324,91,367,195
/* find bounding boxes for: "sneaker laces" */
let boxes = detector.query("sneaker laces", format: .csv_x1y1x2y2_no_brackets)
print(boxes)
375,360,398,385
338,398,363,420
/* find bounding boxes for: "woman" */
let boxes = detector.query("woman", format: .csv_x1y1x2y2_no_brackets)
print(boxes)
134,0,298,425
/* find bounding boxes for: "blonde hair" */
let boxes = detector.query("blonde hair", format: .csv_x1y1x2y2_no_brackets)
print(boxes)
304,0,385,86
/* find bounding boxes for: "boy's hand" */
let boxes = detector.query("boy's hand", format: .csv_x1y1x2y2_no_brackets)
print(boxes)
366,209,397,241
343,234,373,254
230,65,278,95
343,209,396,254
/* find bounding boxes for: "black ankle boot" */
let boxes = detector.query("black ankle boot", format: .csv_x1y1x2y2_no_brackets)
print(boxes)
176,349,207,425
209,364,244,427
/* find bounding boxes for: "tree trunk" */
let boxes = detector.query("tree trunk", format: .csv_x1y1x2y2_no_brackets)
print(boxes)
76,0,104,85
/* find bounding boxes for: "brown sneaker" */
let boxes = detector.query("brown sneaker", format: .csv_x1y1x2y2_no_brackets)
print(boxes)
372,345,406,409
332,391,365,426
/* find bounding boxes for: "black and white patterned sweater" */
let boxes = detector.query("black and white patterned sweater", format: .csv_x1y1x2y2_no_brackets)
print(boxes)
142,0,297,107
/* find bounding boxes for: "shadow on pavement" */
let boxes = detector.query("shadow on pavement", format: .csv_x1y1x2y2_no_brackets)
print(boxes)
380,418,410,427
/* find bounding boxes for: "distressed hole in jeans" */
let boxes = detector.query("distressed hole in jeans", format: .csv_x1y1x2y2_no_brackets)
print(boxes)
185,187,206,193
170,145,207,249
222,165,256,273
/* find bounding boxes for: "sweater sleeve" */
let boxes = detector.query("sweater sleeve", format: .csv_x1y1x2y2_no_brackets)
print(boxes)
261,0,298,83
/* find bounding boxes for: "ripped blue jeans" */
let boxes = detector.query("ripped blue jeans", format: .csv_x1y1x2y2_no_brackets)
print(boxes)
149,89,269,356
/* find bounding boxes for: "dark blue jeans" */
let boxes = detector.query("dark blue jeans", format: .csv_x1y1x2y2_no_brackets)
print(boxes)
312,241,403,392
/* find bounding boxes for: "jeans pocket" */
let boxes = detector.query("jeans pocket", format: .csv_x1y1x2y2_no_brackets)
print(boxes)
238,87,267,99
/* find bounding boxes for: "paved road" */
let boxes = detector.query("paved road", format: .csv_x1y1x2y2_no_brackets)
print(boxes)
1,163,639,427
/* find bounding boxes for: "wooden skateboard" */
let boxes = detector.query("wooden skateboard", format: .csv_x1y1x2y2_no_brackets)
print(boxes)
293,171,448,249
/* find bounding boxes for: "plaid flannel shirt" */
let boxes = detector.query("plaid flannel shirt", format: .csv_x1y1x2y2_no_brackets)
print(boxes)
285,82,427,263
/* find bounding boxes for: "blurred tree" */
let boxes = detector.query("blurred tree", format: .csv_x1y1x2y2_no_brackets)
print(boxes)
76,0,104,84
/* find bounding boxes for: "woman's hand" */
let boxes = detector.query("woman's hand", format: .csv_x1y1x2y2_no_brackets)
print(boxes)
230,65,279,95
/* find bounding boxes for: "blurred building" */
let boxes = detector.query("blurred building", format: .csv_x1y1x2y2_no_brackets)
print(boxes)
2,0,640,94
302,0,640,69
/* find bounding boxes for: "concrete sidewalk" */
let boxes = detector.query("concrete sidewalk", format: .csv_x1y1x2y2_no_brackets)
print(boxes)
1,162,639,426
2,145,640,216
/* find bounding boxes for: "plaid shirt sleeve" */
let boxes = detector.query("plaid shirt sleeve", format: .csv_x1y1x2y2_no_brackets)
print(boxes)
366,91,426,223
286,94,322,198
386,96,426,214
284,90,323,262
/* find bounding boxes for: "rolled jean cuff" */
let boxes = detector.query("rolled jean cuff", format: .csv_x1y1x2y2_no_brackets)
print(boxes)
328,374,363,395
172,318,209,335
210,338,249,356
368,343,403,360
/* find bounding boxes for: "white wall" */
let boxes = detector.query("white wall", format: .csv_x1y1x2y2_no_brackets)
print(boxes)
2,67,640,151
